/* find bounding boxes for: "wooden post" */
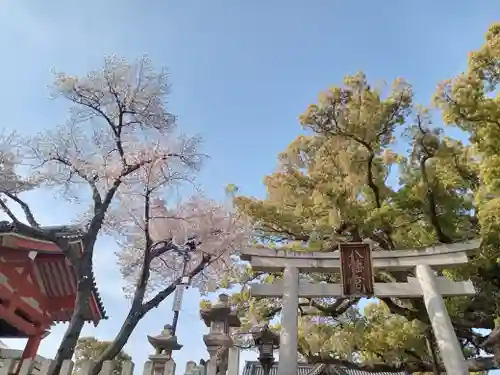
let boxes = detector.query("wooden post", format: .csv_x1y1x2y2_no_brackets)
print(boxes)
20,334,43,360
15,333,44,375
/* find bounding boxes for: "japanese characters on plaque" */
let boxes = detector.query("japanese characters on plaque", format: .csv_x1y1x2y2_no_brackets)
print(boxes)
339,242,374,297
172,285,186,312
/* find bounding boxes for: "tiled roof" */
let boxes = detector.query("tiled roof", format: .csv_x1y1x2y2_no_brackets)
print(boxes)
242,362,313,375
0,222,86,240
0,221,107,321
242,361,410,375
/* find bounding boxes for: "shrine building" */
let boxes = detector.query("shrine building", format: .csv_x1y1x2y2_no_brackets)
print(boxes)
0,221,106,361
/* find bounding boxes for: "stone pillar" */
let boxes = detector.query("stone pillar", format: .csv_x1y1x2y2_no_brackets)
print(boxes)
227,346,240,375
184,361,197,375
193,364,206,375
415,264,469,375
201,294,241,375
184,361,206,375
277,266,299,375
145,324,183,375
206,359,218,375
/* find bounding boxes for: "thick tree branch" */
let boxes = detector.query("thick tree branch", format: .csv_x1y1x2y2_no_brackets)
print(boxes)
263,297,358,320
381,298,424,322
260,224,310,242
2,192,40,227
307,298,359,316
424,328,442,375
415,117,453,244
419,155,452,244
141,254,211,313
133,190,154,305
0,198,18,222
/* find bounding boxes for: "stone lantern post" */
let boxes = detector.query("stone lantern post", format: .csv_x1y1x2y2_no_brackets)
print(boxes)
200,294,241,375
145,324,183,375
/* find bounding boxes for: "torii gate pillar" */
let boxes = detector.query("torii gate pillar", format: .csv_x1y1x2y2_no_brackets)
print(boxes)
278,266,299,375
416,264,468,375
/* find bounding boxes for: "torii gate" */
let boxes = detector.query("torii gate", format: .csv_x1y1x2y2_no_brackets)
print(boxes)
240,240,479,375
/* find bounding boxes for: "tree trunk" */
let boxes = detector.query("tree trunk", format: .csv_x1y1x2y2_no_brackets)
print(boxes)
89,308,143,375
425,328,441,375
50,312,86,375
47,183,118,375
88,283,177,375
50,241,96,375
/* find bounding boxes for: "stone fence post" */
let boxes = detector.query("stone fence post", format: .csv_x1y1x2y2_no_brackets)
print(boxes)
227,346,240,375
183,361,207,375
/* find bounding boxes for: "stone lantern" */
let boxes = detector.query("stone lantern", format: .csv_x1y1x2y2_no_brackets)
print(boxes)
200,294,241,375
252,324,280,375
145,324,183,375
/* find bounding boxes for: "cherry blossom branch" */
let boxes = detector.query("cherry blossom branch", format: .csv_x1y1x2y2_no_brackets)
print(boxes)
60,84,127,166
45,154,103,212
122,152,204,177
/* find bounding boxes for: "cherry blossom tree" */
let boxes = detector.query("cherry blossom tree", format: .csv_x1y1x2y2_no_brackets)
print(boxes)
0,56,250,373
90,181,250,375
0,131,39,197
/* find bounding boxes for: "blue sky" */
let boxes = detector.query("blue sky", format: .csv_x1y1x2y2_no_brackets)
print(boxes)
0,0,499,373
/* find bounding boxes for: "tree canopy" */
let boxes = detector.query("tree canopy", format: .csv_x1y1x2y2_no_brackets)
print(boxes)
225,22,500,374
